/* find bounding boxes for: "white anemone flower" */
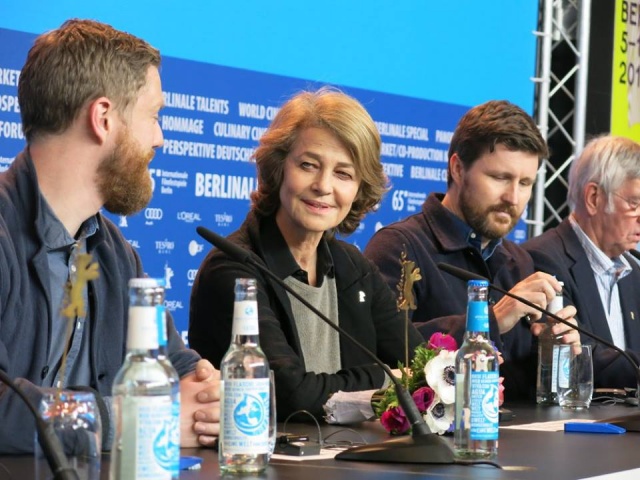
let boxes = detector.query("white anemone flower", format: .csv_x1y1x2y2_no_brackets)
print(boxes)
424,349,456,405
424,396,455,435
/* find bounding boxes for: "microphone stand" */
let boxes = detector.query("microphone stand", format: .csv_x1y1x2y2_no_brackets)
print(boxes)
0,369,79,480
197,226,455,464
437,263,640,430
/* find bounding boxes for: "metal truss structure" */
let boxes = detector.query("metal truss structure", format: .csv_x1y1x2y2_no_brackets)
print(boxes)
529,0,591,237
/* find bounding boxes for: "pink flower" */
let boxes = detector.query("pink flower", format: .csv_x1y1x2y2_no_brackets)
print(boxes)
380,406,410,435
411,386,436,413
428,332,457,351
498,376,505,406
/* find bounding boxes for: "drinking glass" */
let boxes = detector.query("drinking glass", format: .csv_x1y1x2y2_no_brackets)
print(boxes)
557,344,593,410
34,390,102,480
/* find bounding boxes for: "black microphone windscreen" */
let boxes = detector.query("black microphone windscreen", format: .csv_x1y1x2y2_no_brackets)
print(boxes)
628,249,640,262
196,226,251,263
437,263,488,283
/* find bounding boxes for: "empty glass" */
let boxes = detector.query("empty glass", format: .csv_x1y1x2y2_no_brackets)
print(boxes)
34,390,102,480
557,344,593,410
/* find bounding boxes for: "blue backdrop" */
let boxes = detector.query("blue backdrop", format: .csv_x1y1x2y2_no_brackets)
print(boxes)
0,2,539,341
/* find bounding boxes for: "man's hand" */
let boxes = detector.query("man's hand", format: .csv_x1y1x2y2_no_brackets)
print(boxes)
492,272,562,334
530,305,580,346
179,358,221,447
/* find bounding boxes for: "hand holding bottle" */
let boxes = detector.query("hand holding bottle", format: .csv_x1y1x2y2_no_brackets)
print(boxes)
492,272,562,334
530,304,579,342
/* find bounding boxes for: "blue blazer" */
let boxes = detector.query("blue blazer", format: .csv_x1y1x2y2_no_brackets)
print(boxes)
523,218,640,389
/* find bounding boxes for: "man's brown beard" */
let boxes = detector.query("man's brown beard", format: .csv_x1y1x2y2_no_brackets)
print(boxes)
97,127,154,216
459,181,520,240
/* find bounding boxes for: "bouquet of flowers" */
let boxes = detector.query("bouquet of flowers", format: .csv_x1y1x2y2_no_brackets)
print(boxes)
373,332,506,435
373,332,457,435
373,249,504,436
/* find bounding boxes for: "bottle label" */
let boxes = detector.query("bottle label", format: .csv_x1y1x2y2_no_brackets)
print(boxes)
467,300,489,332
156,305,168,348
119,395,178,479
128,306,159,350
558,347,571,388
232,300,259,336
169,396,180,477
551,344,560,393
222,378,270,454
469,371,499,440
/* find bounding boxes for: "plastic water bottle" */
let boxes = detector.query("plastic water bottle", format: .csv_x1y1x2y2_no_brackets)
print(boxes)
110,278,180,480
454,279,499,460
219,278,270,474
536,282,564,404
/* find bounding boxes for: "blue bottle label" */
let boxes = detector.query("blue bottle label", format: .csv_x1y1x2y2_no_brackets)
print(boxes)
469,371,499,440
121,395,177,479
558,347,571,388
467,300,489,332
222,378,270,454
156,305,168,348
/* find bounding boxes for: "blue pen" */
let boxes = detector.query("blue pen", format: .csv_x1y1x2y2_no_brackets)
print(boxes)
564,422,626,434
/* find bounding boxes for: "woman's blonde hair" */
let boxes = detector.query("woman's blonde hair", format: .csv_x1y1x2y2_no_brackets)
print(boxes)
251,87,386,235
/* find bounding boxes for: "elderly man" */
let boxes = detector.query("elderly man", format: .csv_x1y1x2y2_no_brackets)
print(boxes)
523,135,640,389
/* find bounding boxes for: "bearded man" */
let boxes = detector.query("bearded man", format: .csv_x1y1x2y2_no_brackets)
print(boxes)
364,100,579,401
0,19,220,453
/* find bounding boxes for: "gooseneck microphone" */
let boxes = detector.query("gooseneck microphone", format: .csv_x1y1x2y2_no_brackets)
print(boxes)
627,249,640,263
437,262,640,430
0,369,79,480
196,226,456,465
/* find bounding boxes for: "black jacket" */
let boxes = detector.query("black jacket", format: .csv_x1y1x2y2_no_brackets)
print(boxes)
0,151,199,453
189,211,423,418
524,218,640,389
365,193,539,400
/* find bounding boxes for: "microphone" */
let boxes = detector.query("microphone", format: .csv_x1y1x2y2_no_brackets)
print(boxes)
196,226,456,464
0,369,79,480
627,249,640,263
437,262,640,430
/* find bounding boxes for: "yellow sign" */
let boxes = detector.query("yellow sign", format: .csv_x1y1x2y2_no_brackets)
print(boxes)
611,0,640,141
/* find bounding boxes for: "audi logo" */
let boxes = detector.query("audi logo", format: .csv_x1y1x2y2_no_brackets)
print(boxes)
144,208,163,220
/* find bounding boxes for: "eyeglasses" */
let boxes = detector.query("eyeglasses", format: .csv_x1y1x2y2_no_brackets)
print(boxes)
612,192,640,215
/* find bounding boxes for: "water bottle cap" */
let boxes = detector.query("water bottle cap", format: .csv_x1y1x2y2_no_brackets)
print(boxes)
468,279,489,287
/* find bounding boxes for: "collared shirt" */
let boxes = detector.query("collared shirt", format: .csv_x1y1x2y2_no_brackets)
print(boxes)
40,192,98,387
260,215,335,285
260,215,340,373
569,214,631,349
447,208,503,260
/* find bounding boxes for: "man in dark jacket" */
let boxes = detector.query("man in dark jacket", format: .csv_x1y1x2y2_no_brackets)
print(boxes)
0,19,220,454
524,135,640,390
365,100,580,400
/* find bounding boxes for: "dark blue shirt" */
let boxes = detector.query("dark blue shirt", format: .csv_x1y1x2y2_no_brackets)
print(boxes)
40,192,98,388
447,209,503,261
